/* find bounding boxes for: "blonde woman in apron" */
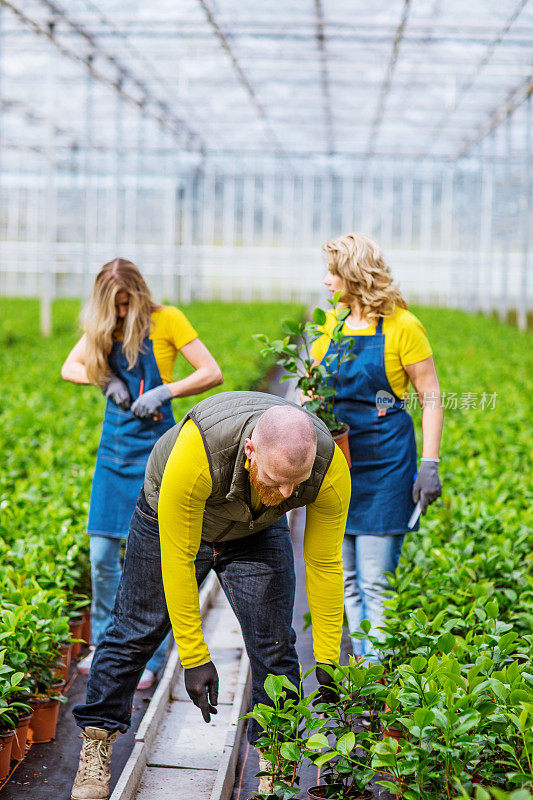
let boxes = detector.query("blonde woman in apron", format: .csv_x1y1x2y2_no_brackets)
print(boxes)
312,233,443,660
61,258,222,687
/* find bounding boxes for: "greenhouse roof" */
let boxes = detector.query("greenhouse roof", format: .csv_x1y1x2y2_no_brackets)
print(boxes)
1,0,532,165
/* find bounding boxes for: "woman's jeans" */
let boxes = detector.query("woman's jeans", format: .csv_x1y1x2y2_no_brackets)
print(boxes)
74,489,299,745
343,533,405,660
89,535,169,675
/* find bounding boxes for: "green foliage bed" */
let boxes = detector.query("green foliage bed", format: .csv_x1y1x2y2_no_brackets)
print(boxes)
372,308,533,798
0,300,531,798
255,308,532,800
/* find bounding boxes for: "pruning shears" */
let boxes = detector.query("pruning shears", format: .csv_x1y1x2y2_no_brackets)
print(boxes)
138,378,163,422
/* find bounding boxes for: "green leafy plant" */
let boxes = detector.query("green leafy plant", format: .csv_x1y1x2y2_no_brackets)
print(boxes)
254,293,356,435
0,649,31,733
244,673,314,799
306,660,387,798
370,652,533,799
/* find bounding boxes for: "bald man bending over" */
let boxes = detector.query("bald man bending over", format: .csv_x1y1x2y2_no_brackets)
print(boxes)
71,391,350,800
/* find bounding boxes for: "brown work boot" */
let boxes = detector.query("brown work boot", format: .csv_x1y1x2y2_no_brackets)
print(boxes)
71,727,118,800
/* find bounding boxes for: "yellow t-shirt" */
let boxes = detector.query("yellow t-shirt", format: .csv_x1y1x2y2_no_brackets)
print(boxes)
149,307,198,384
311,307,432,398
158,419,350,669
113,306,198,384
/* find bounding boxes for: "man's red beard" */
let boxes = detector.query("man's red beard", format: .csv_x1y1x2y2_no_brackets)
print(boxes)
249,460,286,506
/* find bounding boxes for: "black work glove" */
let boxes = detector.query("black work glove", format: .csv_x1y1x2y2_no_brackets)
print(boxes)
412,458,442,514
184,661,219,723
102,374,131,410
315,664,338,705
131,384,172,418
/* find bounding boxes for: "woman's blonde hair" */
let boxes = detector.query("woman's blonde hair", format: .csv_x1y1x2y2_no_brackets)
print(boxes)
322,232,407,326
83,258,161,386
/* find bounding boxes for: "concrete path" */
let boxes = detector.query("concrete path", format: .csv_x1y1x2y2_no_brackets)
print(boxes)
111,573,251,800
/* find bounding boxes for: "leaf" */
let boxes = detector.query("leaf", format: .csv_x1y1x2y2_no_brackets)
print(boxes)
312,751,337,767
336,732,355,756
280,319,301,336
312,307,327,325
336,305,350,320
498,631,517,652
437,631,456,654
510,689,532,705
264,674,284,702
278,675,299,695
489,678,508,701
376,779,401,792
410,655,427,673
359,619,371,634
415,609,428,627
486,599,499,619
412,707,435,728
453,710,481,735
306,733,329,749
279,742,300,761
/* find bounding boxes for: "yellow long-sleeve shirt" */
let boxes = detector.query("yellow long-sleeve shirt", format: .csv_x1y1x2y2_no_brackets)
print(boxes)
158,419,350,669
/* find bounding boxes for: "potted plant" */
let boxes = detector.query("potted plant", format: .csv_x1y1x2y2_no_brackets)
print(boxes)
254,292,357,465
11,705,34,763
0,650,31,778
306,660,388,799
1,577,70,743
244,673,316,799
369,652,516,800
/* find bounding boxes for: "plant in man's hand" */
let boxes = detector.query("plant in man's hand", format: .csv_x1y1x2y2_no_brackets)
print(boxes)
254,292,356,436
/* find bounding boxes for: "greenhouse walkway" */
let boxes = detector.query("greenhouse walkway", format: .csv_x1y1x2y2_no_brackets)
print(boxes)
110,573,249,800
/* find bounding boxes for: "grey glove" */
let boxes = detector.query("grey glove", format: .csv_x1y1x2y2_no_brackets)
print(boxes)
184,661,219,723
102,374,131,410
130,384,172,418
412,458,442,515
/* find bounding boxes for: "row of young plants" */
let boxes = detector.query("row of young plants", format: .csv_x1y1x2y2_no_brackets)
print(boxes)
0,298,303,779
250,309,532,800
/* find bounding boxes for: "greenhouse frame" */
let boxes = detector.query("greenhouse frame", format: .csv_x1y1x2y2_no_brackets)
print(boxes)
0,0,531,330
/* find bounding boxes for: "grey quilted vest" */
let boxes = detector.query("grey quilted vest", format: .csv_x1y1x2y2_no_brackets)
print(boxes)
144,391,334,543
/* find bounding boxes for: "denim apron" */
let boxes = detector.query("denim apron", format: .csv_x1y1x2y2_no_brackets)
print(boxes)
325,317,418,535
87,338,175,538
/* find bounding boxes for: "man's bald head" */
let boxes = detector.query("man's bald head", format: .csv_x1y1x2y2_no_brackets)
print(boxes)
243,405,317,506
251,406,317,478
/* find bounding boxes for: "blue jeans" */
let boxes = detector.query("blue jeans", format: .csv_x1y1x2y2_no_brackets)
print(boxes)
343,533,405,660
74,489,299,744
89,535,169,675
